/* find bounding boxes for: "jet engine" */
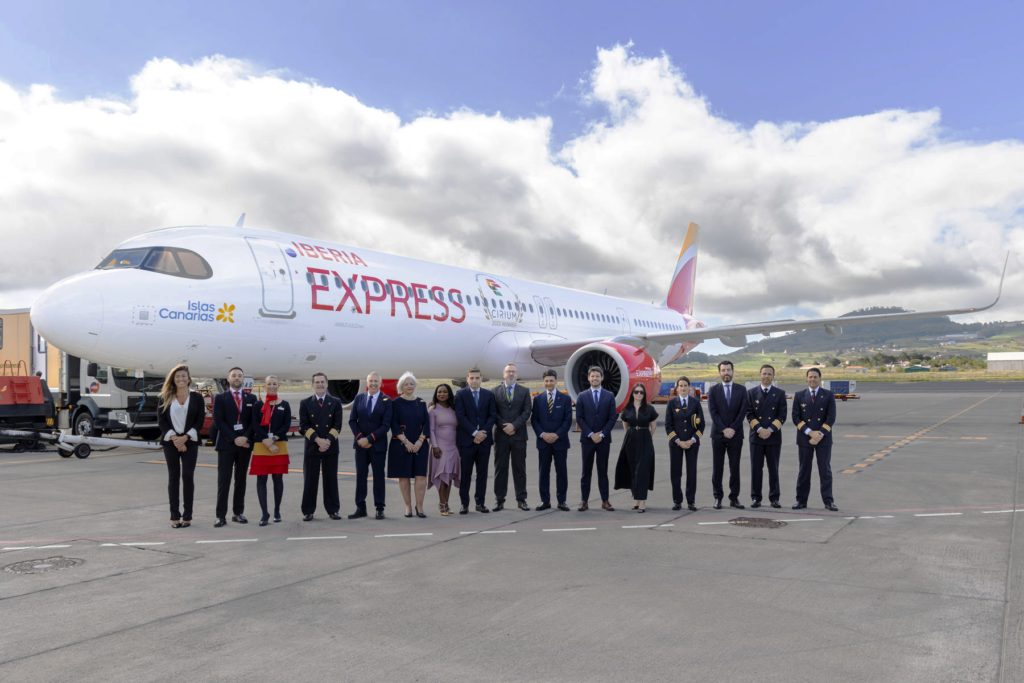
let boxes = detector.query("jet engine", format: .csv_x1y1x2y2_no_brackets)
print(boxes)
327,379,361,406
565,342,662,409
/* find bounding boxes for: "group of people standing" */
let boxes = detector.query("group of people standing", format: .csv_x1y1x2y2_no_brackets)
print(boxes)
154,359,838,528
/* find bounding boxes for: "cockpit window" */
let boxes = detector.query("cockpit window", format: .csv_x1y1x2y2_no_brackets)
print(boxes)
95,247,212,280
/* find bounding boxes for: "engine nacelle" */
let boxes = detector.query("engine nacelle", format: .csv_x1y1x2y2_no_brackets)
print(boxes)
824,324,843,338
565,342,662,410
718,335,748,348
327,379,361,407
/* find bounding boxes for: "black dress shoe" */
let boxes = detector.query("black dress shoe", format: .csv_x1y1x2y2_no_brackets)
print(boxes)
348,509,367,520
459,505,469,514
232,514,248,524
493,502,504,512
518,501,530,511
303,514,314,521
672,504,682,511
328,512,342,520
825,503,839,511
792,502,807,510
274,513,282,523
259,516,269,527
476,505,490,513
713,499,722,510
214,518,227,528
687,503,697,511
536,502,552,511
729,500,745,510
375,509,385,520
770,501,781,509
750,501,761,509
557,503,570,511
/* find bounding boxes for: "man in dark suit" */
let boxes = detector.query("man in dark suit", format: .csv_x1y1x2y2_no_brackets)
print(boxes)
747,364,788,509
707,360,749,509
347,372,392,520
492,363,533,511
454,366,497,514
791,368,838,511
211,367,258,527
531,369,573,511
576,366,617,511
665,376,704,511
298,372,344,521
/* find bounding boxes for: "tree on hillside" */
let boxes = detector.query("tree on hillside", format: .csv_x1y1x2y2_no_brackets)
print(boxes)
786,358,802,368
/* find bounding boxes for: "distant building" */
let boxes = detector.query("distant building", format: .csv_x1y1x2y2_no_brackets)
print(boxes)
845,366,869,374
987,352,1024,371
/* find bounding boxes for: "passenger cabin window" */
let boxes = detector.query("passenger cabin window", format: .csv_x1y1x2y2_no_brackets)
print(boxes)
96,247,212,279
305,272,314,285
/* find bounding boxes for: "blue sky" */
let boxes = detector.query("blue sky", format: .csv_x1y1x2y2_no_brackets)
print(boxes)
1,0,1022,148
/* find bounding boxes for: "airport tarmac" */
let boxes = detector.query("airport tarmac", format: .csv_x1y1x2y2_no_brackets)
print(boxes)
2,382,1024,681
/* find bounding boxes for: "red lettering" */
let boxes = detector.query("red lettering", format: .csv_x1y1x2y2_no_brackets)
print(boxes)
449,288,466,323
328,248,351,264
300,243,318,258
363,276,387,313
332,272,363,314
430,286,449,322
315,245,333,261
410,283,432,321
349,252,368,267
387,279,413,318
308,267,332,310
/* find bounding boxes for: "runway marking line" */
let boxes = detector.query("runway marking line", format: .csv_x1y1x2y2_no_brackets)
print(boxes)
915,513,963,517
844,392,1001,475
0,448,155,466
196,539,258,543
460,530,517,534
287,536,347,540
375,533,433,537
543,528,596,532
122,542,165,546
983,510,1022,514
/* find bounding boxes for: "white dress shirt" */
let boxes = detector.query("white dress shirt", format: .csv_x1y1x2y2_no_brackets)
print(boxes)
165,394,197,442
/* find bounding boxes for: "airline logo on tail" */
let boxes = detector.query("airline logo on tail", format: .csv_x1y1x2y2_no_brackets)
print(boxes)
486,279,503,296
665,222,700,316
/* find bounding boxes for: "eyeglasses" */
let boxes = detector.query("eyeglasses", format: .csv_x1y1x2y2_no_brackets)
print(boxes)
633,390,645,395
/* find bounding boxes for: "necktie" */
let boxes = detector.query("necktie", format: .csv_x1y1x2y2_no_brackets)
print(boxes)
233,391,241,413
548,392,554,413
593,389,599,406
318,396,324,408
811,391,815,403
682,397,687,410
507,386,513,405
368,394,374,412
725,384,731,403
473,390,479,408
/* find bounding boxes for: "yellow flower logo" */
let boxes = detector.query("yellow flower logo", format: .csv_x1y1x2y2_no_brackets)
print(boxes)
216,304,235,323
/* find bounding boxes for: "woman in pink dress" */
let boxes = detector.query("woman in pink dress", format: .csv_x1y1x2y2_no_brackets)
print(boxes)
427,384,461,516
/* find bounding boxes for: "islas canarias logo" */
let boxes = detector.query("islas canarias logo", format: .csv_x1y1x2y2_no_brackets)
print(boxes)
475,274,523,328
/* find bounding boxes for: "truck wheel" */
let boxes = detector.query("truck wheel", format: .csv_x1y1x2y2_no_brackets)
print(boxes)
74,443,91,459
58,448,74,458
73,411,97,438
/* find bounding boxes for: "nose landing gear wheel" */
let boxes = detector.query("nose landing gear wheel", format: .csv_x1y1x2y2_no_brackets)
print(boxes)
73,444,91,459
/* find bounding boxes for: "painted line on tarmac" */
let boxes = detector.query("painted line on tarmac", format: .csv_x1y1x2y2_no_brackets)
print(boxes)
121,542,165,546
375,533,433,537
543,527,595,532
0,448,155,466
196,539,258,543
842,392,1001,474
460,530,516,534
287,536,347,540
984,510,1024,514
915,512,963,517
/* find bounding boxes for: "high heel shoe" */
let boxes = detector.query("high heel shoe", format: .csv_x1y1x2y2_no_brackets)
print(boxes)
273,513,282,523
181,520,191,528
439,503,447,516
171,521,183,528
259,514,270,526
404,510,413,518
632,504,639,510
416,508,427,518
638,507,646,513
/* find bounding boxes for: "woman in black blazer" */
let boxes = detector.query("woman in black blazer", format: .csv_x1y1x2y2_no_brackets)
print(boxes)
157,364,206,528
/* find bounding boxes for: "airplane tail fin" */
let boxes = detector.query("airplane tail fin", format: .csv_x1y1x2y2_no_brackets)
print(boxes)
664,222,699,315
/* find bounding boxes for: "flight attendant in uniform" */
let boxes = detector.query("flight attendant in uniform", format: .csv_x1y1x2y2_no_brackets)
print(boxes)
298,372,344,521
389,372,431,518
746,364,787,509
664,376,703,511
707,360,749,509
348,372,393,520
157,365,205,528
211,366,257,527
791,368,838,511
250,375,291,526
531,370,573,511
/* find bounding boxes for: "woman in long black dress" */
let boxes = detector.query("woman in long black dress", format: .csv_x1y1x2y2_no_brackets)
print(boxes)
388,372,431,518
614,383,659,512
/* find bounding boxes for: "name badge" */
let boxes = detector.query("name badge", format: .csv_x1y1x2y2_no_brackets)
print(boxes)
233,424,244,431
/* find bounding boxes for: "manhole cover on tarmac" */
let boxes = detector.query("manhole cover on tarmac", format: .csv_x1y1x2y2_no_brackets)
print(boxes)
4,556,85,575
729,517,787,529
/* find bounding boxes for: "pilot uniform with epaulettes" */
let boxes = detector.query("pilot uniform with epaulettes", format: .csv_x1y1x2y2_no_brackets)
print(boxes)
746,383,787,507
791,386,837,509
664,392,704,510
298,392,344,518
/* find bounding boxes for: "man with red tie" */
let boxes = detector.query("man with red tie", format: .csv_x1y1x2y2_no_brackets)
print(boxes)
211,367,258,527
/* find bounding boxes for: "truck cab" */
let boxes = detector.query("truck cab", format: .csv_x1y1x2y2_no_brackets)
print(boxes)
61,354,164,440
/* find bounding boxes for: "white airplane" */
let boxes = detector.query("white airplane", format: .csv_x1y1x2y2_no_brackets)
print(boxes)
30,219,1006,407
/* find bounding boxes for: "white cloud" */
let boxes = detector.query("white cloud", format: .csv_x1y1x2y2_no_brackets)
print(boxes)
1,45,1023,325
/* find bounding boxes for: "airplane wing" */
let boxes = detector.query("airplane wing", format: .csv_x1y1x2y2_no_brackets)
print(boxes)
530,255,1008,367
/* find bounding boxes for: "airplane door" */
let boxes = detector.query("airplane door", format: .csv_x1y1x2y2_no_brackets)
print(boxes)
246,237,296,319
533,296,547,328
544,297,557,330
616,307,630,334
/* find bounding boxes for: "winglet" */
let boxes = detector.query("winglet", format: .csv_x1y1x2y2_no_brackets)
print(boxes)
235,213,246,228
966,252,1008,313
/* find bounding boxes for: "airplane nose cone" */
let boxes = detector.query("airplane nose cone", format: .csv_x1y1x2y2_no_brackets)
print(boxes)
31,275,104,353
